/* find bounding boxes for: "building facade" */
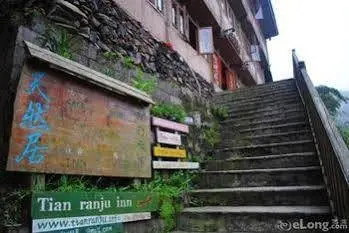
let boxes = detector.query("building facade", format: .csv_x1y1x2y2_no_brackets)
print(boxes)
114,0,278,91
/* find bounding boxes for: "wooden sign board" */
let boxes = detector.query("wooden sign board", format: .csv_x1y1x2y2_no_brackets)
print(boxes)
156,128,181,146
153,161,200,170
152,117,189,133
7,63,151,178
153,146,186,158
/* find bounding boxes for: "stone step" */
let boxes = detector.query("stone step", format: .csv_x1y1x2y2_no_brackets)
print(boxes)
232,122,311,137
215,140,316,159
228,99,303,115
214,89,299,105
178,206,330,232
216,89,299,106
188,186,328,207
221,116,307,131
223,109,306,125
228,103,304,119
220,130,313,146
195,166,323,188
203,152,319,170
215,79,296,98
218,92,300,108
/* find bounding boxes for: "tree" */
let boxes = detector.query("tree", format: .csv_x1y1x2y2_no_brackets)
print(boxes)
316,85,347,116
316,85,349,148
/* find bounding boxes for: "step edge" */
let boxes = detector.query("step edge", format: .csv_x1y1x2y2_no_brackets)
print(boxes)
189,185,326,193
217,140,314,151
199,166,322,174
204,152,317,162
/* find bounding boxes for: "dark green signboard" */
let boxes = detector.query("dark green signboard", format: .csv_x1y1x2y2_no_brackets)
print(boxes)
32,192,159,233
32,192,159,219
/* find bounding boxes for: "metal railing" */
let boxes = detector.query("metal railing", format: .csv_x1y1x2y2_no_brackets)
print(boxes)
292,50,349,218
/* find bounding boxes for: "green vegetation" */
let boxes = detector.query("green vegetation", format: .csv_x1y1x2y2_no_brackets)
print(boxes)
203,122,221,148
131,171,194,232
151,103,186,123
103,51,121,61
339,127,349,148
40,27,75,59
122,56,135,69
103,52,157,94
132,68,157,95
102,67,116,77
316,85,347,116
45,172,194,232
211,106,229,121
316,85,349,148
1,189,29,225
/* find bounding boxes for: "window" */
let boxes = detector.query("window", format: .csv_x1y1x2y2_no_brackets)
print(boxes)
172,4,177,26
189,19,198,50
149,0,163,12
172,1,188,36
179,10,185,34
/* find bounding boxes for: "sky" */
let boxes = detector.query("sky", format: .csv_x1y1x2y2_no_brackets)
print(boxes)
267,0,349,91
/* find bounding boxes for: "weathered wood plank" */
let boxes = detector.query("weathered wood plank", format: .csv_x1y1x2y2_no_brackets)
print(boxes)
24,41,154,105
152,117,189,133
153,161,200,169
6,63,152,178
156,128,181,146
153,146,186,158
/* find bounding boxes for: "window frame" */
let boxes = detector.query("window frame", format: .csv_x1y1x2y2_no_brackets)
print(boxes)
148,0,164,13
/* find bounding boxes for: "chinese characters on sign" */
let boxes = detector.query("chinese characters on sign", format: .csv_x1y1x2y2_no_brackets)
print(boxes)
7,63,151,178
16,72,51,165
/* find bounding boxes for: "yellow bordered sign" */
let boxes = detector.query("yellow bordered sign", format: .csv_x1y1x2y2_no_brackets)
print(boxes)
153,146,186,159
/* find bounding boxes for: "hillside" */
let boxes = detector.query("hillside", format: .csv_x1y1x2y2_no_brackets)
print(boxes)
338,91,349,127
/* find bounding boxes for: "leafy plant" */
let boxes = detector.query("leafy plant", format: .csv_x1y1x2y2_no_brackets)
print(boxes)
40,27,75,59
132,69,157,94
131,171,194,232
203,122,221,148
103,67,116,77
151,103,187,123
316,85,347,116
1,189,29,225
211,106,229,121
103,51,122,61
338,126,349,148
122,56,135,69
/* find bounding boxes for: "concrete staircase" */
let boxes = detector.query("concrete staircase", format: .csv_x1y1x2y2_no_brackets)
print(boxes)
175,79,331,232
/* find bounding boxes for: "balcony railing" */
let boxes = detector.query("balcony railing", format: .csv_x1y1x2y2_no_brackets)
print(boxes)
293,50,349,218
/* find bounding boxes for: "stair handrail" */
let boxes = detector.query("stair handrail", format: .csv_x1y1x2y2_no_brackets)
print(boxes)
292,50,349,218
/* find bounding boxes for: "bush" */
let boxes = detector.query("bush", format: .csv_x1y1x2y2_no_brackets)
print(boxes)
132,69,157,95
151,103,186,123
211,106,229,121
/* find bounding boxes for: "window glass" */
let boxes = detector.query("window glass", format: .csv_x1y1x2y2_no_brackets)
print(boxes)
179,11,185,34
172,4,177,26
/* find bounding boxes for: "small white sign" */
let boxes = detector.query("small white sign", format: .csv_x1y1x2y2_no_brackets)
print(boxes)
153,161,200,170
156,128,182,146
199,27,214,54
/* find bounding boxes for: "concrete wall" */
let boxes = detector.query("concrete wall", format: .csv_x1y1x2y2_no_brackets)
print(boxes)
113,0,212,83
